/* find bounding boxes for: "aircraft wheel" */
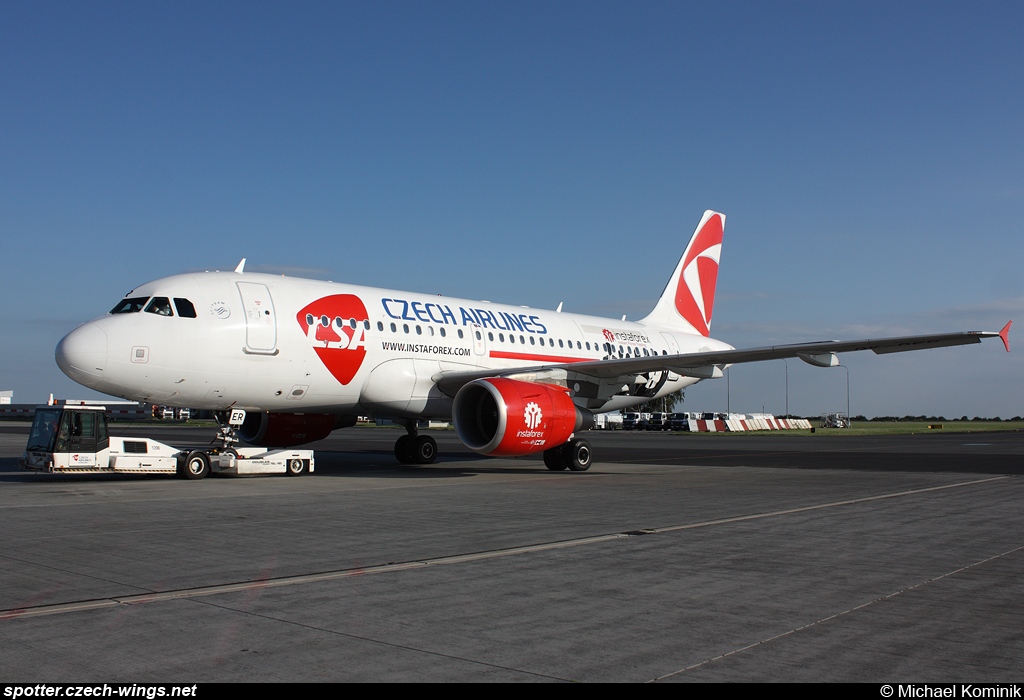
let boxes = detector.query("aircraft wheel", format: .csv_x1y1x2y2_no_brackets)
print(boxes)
412,435,437,464
543,446,568,471
286,458,308,476
180,451,210,480
395,435,415,464
565,439,593,472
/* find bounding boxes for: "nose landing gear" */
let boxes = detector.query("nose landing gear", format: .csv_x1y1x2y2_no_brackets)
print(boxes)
212,411,241,456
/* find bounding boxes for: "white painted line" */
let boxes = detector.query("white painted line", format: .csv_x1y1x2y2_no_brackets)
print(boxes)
1,476,1008,621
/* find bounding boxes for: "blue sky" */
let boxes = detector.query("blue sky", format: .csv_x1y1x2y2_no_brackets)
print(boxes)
2,1,1021,417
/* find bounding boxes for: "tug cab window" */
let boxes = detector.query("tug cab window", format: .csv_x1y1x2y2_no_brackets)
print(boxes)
110,297,149,314
173,298,197,318
27,408,62,451
144,297,174,316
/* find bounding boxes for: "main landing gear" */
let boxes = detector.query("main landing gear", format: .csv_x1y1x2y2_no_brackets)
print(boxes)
395,422,438,465
543,438,592,472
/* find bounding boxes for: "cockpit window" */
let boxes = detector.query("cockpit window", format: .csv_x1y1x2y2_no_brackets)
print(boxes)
144,297,174,316
173,298,197,318
110,297,149,314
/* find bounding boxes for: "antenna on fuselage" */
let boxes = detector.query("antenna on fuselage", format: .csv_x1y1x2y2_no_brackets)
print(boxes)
556,302,563,313
234,258,246,274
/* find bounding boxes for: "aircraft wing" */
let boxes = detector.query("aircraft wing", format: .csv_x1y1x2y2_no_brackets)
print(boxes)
433,322,1011,396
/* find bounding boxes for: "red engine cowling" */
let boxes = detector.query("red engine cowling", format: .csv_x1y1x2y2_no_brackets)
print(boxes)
452,378,593,456
238,412,354,447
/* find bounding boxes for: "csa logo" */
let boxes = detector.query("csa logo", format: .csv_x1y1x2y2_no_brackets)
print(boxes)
674,212,723,337
524,402,543,430
296,295,369,385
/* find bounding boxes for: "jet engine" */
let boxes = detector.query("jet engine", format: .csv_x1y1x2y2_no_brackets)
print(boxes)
238,412,355,447
452,378,593,456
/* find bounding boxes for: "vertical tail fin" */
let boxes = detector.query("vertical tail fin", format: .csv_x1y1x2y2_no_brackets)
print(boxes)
640,210,725,336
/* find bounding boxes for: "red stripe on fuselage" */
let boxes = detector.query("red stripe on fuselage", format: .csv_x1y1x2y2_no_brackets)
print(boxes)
488,351,590,364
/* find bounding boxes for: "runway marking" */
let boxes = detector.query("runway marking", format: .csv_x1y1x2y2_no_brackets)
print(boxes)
0,475,1009,621
600,447,899,464
644,475,1009,535
649,540,1024,682
193,598,574,682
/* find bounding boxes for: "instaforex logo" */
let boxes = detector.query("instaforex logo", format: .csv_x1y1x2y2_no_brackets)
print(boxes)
603,328,651,344
524,402,542,430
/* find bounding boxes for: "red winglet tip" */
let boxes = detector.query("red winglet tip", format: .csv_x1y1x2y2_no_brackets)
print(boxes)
999,320,1012,352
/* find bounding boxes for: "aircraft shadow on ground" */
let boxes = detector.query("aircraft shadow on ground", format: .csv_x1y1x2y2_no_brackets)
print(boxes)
312,450,557,478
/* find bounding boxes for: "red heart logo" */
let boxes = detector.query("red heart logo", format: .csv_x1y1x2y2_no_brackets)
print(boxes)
296,295,369,385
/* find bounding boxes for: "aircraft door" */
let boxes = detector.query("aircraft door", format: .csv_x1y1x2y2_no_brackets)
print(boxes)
661,332,680,356
471,323,487,357
237,282,278,354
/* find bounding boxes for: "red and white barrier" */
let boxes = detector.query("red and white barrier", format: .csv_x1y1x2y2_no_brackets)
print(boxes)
684,415,812,432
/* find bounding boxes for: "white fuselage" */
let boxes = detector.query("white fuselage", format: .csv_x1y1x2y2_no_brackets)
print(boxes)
56,271,733,418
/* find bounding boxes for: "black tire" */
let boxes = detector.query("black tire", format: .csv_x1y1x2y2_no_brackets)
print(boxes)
412,435,437,464
395,434,415,464
286,458,308,476
180,450,210,480
543,445,568,471
565,439,593,472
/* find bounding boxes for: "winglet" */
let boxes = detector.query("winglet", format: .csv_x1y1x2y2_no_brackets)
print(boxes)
234,258,246,274
999,320,1012,352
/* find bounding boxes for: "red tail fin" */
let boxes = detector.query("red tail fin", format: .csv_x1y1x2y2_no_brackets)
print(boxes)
641,211,725,336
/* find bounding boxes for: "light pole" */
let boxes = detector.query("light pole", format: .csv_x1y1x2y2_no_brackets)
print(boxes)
838,364,850,427
782,359,789,418
726,367,730,415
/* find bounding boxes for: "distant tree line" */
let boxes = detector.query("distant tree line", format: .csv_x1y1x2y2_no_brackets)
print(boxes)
620,394,1021,422
852,415,1024,422
631,390,685,414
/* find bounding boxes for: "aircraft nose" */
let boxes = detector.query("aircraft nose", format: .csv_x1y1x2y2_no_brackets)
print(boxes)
56,323,108,385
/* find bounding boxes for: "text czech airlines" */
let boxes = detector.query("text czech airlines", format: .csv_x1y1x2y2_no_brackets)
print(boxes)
381,298,548,334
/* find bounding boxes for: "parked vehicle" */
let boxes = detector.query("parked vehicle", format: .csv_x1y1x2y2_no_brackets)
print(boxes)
20,405,313,479
647,412,667,430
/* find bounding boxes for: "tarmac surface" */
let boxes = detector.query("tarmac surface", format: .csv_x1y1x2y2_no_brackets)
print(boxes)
0,422,1022,682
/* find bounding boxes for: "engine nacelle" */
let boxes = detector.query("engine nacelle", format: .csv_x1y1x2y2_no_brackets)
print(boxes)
238,412,355,447
452,378,593,456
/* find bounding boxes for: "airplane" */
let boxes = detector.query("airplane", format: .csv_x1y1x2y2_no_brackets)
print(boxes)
54,211,1011,471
